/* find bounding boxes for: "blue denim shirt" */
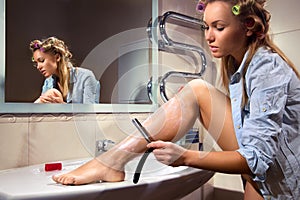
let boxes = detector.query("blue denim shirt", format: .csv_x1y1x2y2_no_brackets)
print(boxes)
41,66,100,104
230,47,300,199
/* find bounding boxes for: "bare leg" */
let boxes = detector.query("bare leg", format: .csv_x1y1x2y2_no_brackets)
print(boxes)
52,79,240,185
187,79,238,151
244,181,263,200
52,135,150,184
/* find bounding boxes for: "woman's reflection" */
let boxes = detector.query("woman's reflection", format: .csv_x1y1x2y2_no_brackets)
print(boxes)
30,36,100,104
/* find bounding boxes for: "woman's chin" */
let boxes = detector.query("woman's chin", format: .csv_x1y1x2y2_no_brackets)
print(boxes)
211,53,223,59
44,74,51,78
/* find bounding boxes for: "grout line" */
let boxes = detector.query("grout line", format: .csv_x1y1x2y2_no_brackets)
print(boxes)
272,28,300,36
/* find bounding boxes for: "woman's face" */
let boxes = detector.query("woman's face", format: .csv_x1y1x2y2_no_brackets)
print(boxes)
203,1,249,64
32,50,59,78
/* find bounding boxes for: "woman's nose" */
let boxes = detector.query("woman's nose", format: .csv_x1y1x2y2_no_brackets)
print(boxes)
36,63,42,70
205,29,214,43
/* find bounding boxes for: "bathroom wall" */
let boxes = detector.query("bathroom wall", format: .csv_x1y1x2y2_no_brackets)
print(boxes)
267,0,300,71
0,113,150,170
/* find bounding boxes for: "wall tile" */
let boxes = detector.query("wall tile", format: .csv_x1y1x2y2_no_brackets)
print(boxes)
0,115,29,170
273,30,300,71
267,0,300,34
28,114,94,165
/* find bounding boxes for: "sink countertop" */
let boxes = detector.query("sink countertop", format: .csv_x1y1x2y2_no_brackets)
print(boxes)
0,157,214,200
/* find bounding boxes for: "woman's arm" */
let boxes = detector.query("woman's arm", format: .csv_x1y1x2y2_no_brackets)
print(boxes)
147,141,251,174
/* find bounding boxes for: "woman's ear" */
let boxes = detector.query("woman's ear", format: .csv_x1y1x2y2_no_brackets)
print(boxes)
55,54,61,62
246,29,254,37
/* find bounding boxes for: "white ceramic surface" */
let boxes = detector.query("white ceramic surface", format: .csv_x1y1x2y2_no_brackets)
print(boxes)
0,155,214,200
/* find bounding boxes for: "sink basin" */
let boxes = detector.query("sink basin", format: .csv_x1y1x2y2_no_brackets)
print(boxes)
0,155,214,200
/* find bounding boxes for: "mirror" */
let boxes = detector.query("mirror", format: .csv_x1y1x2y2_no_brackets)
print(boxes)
0,0,159,113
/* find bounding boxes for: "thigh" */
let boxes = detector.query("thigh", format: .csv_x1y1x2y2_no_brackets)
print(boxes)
244,180,263,200
188,79,239,151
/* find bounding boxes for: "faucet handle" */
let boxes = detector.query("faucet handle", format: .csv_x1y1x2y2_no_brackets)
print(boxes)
95,139,115,156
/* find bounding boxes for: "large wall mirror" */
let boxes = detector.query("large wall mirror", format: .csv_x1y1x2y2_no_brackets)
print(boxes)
0,0,159,113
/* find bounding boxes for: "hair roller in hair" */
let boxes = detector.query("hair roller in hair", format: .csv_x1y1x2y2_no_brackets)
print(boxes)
232,5,240,15
245,17,255,28
196,2,206,13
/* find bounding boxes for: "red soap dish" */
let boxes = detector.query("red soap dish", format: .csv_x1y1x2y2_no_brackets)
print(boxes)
44,162,62,171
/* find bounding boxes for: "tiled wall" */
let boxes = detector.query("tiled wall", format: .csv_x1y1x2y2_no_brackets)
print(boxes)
267,0,300,71
0,113,150,170
0,115,29,170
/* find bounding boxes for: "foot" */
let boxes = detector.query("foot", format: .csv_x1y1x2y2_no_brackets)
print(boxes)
52,158,125,185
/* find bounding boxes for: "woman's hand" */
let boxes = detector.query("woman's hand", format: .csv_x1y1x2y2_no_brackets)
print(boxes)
35,88,64,103
147,140,188,167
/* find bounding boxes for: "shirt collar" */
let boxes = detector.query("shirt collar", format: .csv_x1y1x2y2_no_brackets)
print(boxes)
230,50,249,84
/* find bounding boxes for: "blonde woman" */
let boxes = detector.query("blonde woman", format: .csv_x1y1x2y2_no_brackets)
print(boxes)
53,1,299,199
30,36,100,104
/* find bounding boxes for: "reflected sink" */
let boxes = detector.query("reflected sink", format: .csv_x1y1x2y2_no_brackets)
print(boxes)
0,154,214,200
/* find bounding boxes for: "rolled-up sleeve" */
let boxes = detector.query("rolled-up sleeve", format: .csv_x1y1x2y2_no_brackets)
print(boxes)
236,52,291,182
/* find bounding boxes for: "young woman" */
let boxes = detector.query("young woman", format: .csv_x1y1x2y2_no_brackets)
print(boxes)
52,0,300,199
30,36,100,104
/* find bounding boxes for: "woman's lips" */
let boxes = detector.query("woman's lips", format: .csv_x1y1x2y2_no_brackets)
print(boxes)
40,70,47,76
209,45,218,53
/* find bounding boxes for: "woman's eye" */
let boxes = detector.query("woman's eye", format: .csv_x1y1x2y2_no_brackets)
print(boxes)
38,58,45,63
216,26,225,31
201,25,209,31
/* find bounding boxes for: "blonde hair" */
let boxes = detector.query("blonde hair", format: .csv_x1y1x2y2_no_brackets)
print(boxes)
30,36,73,100
199,0,300,106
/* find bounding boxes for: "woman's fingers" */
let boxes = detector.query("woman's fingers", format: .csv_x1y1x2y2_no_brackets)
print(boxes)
147,140,168,149
147,141,187,166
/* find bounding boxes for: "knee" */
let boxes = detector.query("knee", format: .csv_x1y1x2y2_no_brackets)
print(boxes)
175,79,210,108
188,79,206,87
187,79,210,97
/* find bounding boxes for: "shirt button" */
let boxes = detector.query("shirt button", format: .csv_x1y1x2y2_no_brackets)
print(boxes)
232,98,237,102
236,125,241,129
262,107,267,112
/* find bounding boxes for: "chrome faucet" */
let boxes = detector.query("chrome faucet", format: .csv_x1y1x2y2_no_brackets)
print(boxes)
95,139,115,156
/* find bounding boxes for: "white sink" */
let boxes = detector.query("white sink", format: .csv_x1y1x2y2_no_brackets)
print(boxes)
0,155,214,200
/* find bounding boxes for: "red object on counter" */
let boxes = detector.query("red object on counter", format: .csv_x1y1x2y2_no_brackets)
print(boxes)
44,162,62,171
